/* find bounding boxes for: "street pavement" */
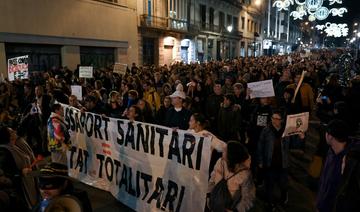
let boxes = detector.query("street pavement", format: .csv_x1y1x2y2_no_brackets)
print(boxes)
75,118,322,212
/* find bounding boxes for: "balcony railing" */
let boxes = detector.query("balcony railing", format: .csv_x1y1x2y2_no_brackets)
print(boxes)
190,21,243,37
140,15,188,31
221,0,243,8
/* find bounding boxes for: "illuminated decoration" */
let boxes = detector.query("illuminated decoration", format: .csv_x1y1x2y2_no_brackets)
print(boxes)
308,15,316,22
329,8,348,17
315,25,326,30
272,0,294,11
315,7,329,20
329,0,342,5
273,0,347,21
316,22,348,37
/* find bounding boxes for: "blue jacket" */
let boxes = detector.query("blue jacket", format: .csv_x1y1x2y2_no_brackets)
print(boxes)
257,125,304,169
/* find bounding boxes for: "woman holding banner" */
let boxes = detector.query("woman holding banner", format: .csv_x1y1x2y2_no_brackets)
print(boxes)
188,113,227,174
188,113,226,153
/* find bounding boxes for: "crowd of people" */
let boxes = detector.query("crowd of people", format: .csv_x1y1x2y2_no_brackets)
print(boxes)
0,49,360,211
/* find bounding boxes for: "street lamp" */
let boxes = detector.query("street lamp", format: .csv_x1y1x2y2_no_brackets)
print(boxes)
226,25,233,59
255,0,261,6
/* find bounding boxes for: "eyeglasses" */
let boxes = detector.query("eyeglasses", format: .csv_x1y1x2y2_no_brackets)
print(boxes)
271,116,282,121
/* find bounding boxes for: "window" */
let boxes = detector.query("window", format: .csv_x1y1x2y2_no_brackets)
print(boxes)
233,17,238,31
247,19,250,31
219,12,225,29
200,4,206,28
227,14,232,27
169,0,177,18
209,7,214,26
241,17,245,29
148,0,152,15
254,22,257,33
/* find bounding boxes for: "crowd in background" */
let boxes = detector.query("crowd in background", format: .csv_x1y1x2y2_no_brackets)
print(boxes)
1,49,360,211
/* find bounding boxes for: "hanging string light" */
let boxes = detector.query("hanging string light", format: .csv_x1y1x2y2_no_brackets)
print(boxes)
316,22,349,37
273,0,347,21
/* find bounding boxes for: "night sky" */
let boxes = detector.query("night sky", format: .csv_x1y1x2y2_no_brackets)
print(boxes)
343,0,360,23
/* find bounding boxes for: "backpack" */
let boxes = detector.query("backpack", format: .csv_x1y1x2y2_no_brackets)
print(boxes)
208,160,246,211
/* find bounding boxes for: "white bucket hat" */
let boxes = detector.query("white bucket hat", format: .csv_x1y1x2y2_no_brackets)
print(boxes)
170,83,186,99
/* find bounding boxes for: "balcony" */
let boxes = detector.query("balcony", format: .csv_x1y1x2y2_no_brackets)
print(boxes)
140,15,188,32
221,0,243,8
190,21,243,38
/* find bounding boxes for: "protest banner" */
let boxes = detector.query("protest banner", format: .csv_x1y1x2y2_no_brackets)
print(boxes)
282,112,309,137
71,85,82,100
247,79,275,99
62,104,212,212
7,55,29,81
79,66,93,78
113,63,127,75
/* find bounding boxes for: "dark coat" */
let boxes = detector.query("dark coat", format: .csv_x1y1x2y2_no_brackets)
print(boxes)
333,142,360,212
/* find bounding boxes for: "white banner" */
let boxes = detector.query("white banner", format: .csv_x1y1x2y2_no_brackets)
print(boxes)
282,112,309,137
8,55,29,81
79,66,93,78
247,79,275,99
63,105,211,212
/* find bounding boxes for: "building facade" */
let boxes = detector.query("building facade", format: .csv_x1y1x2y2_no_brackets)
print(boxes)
261,0,301,55
137,0,194,66
0,0,139,77
138,0,270,65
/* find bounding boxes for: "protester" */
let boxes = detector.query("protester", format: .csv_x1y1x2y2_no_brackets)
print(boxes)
286,71,314,113
32,162,92,212
205,81,223,132
207,141,255,212
164,83,192,130
257,109,305,209
316,119,350,212
155,96,172,125
47,103,70,165
0,49,359,211
217,94,242,141
0,126,40,211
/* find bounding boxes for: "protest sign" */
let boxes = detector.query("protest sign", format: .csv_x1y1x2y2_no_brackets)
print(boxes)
292,71,306,103
113,63,127,75
79,66,93,78
282,112,309,137
247,79,275,99
71,85,82,100
7,55,29,81
62,105,212,212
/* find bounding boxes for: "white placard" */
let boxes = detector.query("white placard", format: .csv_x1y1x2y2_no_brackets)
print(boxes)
7,55,29,81
79,66,93,78
282,112,309,137
71,85,82,100
113,63,127,75
247,79,275,99
63,104,211,212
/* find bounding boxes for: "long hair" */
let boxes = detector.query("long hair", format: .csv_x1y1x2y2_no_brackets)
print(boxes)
226,141,249,172
192,113,209,130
